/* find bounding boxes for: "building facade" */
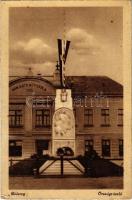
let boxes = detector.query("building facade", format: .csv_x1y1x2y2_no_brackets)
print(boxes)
9,75,123,161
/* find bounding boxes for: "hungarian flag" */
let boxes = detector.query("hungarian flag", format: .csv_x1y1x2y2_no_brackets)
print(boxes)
58,39,70,87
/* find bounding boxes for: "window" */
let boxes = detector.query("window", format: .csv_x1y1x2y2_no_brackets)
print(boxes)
9,140,22,157
102,140,110,157
9,110,23,128
35,109,50,127
84,109,93,127
101,109,110,126
119,139,123,157
85,140,93,153
118,109,123,126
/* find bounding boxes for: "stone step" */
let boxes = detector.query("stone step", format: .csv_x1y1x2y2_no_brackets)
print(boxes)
40,160,60,175
39,160,84,175
39,160,58,173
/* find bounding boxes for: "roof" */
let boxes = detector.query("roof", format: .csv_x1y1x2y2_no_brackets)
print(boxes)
9,75,123,97
65,76,123,97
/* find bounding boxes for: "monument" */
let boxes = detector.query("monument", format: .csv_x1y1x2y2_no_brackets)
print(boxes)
52,89,75,155
39,39,84,175
52,39,76,156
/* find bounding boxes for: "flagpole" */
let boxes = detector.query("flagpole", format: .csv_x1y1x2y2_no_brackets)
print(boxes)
57,39,70,89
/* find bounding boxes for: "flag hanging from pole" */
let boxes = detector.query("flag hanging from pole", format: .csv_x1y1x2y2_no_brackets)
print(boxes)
57,39,70,88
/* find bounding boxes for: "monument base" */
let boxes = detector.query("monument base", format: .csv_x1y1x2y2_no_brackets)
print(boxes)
52,140,75,156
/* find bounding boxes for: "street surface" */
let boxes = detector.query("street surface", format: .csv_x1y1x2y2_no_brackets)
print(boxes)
9,176,123,189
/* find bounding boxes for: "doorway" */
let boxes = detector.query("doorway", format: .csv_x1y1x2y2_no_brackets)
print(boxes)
36,140,49,156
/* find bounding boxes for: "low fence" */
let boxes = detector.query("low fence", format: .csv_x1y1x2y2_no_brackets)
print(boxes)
9,158,45,167
9,157,123,167
9,157,123,177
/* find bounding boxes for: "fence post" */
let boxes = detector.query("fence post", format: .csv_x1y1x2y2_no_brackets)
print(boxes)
60,155,64,176
33,168,38,178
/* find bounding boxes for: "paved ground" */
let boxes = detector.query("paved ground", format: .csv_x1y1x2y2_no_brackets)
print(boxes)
9,176,123,189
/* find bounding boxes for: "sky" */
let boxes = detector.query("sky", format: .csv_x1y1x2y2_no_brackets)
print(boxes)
9,7,123,84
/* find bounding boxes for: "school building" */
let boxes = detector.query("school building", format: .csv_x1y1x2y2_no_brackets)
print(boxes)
9,69,123,160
